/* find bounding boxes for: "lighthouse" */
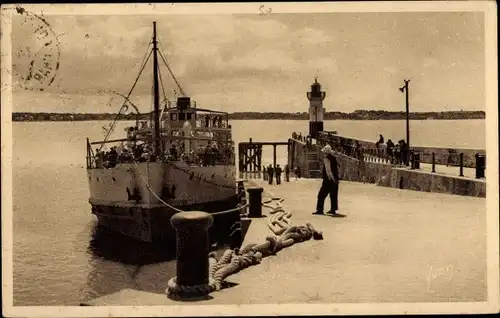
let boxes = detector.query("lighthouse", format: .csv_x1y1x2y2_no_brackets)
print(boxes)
306,78,326,139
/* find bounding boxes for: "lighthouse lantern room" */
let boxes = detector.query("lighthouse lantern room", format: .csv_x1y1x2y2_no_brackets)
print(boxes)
306,78,326,139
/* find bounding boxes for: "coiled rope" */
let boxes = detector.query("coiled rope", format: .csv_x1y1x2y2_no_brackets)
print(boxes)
166,194,324,298
129,161,323,298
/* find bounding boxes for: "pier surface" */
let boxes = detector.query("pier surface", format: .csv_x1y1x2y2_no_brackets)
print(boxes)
83,178,486,306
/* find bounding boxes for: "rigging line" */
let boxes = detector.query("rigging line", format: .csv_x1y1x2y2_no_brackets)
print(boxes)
147,162,152,204
157,60,169,121
156,38,186,96
157,60,168,107
108,90,142,126
100,51,154,150
100,36,154,148
158,50,186,97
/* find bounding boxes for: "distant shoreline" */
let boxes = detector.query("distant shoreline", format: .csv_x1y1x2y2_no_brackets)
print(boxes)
12,110,485,122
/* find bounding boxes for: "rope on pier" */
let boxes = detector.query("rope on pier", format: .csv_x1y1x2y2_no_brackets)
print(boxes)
131,161,323,297
166,196,324,298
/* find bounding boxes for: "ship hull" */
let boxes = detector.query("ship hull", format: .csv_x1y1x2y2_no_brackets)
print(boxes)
90,195,239,243
87,161,238,243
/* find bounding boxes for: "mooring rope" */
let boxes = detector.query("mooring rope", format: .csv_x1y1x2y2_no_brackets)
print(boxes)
166,192,324,298
130,161,323,298
133,161,248,215
132,161,184,213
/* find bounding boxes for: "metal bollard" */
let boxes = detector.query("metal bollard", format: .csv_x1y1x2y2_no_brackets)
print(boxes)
475,153,486,179
170,212,214,294
431,152,436,173
413,152,420,169
247,187,264,218
459,153,464,177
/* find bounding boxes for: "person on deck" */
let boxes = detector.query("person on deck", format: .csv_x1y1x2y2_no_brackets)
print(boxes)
170,144,178,160
205,144,214,166
400,140,409,166
394,142,401,165
446,148,455,167
294,166,301,180
284,164,290,182
108,147,118,168
275,164,282,185
314,144,340,216
95,149,104,168
375,134,384,148
267,164,274,185
386,139,395,161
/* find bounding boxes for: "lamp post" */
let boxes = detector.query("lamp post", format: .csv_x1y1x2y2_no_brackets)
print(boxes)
399,79,411,149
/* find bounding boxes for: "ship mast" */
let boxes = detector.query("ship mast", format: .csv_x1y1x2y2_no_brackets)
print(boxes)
152,21,161,156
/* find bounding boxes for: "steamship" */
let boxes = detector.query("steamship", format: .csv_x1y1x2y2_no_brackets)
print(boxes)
85,22,237,242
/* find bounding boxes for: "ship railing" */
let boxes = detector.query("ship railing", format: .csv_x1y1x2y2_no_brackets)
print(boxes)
88,134,227,147
86,144,235,169
167,152,235,167
194,126,232,133
86,138,95,169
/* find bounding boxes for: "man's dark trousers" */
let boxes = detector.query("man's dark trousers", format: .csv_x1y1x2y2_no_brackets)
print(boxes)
268,173,273,185
316,179,338,213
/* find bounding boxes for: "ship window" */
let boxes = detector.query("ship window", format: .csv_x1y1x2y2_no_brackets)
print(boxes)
112,177,116,182
89,176,91,181
97,177,99,182
170,113,177,121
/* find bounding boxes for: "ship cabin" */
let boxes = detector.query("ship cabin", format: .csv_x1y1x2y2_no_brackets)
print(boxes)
86,96,235,169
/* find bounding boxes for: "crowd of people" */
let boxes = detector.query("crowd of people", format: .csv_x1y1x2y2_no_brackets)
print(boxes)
202,115,225,129
325,134,411,166
263,164,301,185
292,132,314,146
92,140,233,169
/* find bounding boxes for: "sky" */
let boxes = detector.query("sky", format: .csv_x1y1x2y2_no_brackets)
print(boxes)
11,12,485,113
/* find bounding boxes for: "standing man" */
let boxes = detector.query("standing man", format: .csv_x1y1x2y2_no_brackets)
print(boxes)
294,166,301,180
314,144,340,216
275,164,282,185
267,164,274,185
284,164,290,182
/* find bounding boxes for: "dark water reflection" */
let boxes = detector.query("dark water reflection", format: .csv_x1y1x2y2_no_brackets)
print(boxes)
82,223,243,304
88,225,177,266
81,224,179,303
13,163,245,306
